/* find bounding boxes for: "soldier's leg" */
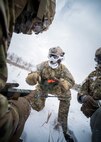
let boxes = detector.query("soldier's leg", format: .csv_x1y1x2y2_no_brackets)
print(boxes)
27,89,46,111
58,98,70,133
58,95,75,142
90,107,101,142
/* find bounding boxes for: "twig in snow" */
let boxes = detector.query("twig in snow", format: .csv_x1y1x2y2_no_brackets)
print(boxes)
41,112,52,126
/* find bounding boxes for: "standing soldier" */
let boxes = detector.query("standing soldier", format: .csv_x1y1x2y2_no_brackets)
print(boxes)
77,47,101,142
26,46,75,142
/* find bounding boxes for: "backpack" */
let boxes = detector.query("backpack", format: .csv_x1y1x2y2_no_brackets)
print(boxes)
14,0,56,34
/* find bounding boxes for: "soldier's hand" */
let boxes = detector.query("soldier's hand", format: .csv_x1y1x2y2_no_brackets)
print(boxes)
80,95,99,118
81,95,96,103
26,72,41,85
59,78,70,90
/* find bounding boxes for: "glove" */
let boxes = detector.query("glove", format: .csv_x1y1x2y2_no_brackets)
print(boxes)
26,72,41,85
81,95,99,118
59,78,70,90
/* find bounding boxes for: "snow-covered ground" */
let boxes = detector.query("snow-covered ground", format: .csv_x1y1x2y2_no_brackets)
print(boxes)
7,64,92,142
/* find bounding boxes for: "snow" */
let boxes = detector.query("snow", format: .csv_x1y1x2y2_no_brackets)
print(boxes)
7,64,92,142
4,0,101,141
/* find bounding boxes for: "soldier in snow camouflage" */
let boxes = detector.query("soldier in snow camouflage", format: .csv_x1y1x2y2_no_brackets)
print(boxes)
26,46,75,142
77,47,101,142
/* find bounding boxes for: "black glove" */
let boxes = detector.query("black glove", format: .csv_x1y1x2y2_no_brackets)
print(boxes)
81,95,99,118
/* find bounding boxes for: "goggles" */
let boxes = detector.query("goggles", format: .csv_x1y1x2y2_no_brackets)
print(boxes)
48,53,64,64
49,54,59,59
49,52,64,58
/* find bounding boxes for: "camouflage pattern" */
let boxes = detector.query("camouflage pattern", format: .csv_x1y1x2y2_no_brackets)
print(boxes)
0,0,28,90
26,61,75,133
78,67,101,100
26,71,40,85
58,99,70,133
49,46,65,56
0,0,56,90
78,66,101,142
0,93,31,142
14,0,56,34
0,1,56,141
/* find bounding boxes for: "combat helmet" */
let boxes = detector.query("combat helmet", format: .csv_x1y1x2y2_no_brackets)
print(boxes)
95,47,101,64
49,46,65,57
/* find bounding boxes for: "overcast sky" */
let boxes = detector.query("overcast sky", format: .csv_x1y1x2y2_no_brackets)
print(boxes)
9,0,101,83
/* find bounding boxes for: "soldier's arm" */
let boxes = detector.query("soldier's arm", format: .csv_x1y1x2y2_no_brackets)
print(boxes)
77,80,89,103
77,73,93,104
26,71,40,85
25,62,45,85
77,76,99,118
59,65,75,90
0,94,31,142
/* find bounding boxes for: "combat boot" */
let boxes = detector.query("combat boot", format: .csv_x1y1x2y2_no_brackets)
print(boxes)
63,132,74,142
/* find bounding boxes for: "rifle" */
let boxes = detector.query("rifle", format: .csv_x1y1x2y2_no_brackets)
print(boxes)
0,83,32,99
0,82,81,100
1,88,63,99
0,83,69,99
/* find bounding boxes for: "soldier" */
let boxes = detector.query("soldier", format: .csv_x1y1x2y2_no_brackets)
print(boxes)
0,0,56,142
0,0,56,90
26,46,75,142
77,47,101,142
